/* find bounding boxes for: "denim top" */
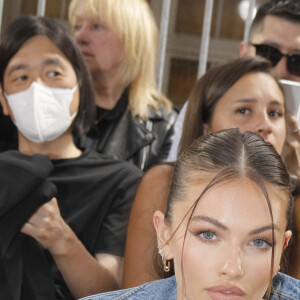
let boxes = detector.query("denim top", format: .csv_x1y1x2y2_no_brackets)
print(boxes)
80,273,300,300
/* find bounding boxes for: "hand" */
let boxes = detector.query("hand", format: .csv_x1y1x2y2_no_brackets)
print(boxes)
21,197,72,256
281,113,300,177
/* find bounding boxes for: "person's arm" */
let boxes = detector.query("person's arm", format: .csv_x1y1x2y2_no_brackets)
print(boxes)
21,198,122,299
122,164,173,288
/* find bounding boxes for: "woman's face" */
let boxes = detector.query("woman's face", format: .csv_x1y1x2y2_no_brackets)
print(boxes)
155,177,291,300
206,72,286,154
72,3,124,76
2,35,79,118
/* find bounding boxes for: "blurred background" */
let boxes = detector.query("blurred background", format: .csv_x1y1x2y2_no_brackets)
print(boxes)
0,0,268,108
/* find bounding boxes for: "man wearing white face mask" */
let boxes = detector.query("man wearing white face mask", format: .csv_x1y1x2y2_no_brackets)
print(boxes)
0,16,142,300
5,82,78,143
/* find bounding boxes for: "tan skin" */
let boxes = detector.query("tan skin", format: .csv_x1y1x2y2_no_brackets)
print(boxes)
154,178,292,300
122,164,172,287
122,72,292,288
0,35,123,298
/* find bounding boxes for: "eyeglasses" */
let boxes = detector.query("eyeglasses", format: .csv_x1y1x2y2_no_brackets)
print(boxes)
250,43,300,77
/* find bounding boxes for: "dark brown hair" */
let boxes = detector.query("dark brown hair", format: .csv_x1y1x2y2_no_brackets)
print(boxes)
179,56,281,154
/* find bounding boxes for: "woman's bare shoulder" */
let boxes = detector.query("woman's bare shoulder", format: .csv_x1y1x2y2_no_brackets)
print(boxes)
143,163,174,185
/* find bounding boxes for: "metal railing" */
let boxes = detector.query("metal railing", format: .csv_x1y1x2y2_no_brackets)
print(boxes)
157,0,172,92
156,0,257,88
37,0,47,16
197,0,214,78
0,0,4,34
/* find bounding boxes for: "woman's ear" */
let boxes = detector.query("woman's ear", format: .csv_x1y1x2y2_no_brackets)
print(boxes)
282,230,292,252
153,211,173,260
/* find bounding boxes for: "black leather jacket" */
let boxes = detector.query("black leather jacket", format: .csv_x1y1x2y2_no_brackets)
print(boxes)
76,93,178,171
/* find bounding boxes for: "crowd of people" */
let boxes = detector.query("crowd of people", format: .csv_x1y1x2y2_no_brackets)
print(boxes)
0,0,299,299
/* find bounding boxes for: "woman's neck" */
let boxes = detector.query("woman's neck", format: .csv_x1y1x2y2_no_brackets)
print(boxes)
91,70,125,110
18,131,82,160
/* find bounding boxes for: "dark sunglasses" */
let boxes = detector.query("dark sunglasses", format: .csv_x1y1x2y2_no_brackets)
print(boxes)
250,43,300,77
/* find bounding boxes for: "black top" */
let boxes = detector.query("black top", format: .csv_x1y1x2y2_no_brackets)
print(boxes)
76,92,178,171
0,150,142,300
93,91,129,151
50,150,141,256
0,106,18,151
50,150,142,300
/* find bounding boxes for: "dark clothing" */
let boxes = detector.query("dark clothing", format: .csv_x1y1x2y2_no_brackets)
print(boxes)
0,151,57,300
0,150,141,300
0,106,18,152
50,151,142,299
76,92,178,171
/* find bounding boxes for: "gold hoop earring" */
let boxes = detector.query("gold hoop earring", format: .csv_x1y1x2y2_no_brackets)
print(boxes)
158,247,171,273
163,258,171,272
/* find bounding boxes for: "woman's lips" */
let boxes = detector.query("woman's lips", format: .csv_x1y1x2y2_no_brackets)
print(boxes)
206,285,246,300
80,50,93,58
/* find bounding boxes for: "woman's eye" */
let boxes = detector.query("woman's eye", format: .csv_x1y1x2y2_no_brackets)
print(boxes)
250,238,272,249
199,231,217,241
268,110,283,118
73,25,81,31
236,108,250,115
93,24,103,30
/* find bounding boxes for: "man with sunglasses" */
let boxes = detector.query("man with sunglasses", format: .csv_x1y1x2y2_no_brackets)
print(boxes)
240,0,300,81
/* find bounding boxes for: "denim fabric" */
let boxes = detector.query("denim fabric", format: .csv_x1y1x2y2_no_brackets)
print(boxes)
272,272,300,300
80,273,300,300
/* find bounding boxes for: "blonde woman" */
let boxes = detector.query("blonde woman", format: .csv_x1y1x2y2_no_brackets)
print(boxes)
69,0,178,171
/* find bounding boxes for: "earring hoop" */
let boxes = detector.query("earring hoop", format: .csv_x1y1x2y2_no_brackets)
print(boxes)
163,258,171,272
158,247,171,273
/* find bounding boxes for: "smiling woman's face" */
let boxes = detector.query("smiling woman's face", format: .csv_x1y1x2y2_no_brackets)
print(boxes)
206,72,286,155
156,177,291,300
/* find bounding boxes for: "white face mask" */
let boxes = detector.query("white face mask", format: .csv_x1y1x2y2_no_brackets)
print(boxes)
5,82,78,143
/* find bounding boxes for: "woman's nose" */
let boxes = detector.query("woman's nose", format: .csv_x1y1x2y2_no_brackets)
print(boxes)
220,248,245,279
253,112,272,139
74,25,89,45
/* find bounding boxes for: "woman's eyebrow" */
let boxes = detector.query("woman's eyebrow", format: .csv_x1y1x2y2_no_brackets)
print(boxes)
234,99,284,107
234,99,257,104
191,216,228,231
248,225,280,236
191,216,280,235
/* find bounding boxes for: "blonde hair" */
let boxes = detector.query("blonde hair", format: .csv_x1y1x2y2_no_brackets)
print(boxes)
69,0,172,119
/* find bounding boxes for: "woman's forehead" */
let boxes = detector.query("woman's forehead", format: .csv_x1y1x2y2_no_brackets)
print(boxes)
171,177,288,232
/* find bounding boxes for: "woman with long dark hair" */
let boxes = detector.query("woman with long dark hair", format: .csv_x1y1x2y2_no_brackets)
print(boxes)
82,128,300,299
